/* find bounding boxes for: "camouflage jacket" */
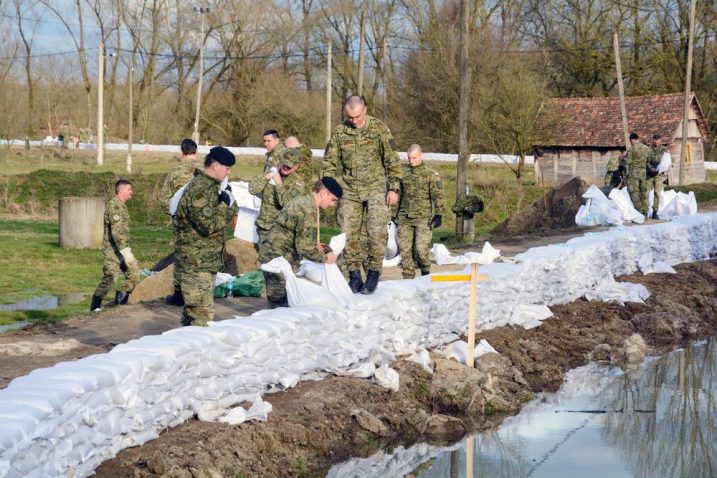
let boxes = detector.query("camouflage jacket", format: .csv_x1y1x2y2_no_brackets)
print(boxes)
293,144,316,190
248,171,305,230
322,115,402,201
160,158,203,215
604,156,626,187
650,144,668,168
175,169,238,273
264,143,287,172
102,196,130,256
627,142,652,181
261,194,324,265
396,163,445,222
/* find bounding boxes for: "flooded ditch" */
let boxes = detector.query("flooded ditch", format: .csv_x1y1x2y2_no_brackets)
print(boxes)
329,339,717,478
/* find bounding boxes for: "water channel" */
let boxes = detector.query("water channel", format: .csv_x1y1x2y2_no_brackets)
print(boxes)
328,339,717,478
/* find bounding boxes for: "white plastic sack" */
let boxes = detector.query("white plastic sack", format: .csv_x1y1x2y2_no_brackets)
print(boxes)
608,188,645,223
431,242,500,265
261,257,349,308
231,181,261,243
321,263,353,298
374,365,399,391
385,222,399,259
215,272,233,287
169,184,188,216
660,191,698,220
575,186,623,226
406,349,433,374
329,233,347,256
439,339,498,365
658,151,672,173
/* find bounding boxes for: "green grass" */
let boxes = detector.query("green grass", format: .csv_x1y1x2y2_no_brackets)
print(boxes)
0,219,173,325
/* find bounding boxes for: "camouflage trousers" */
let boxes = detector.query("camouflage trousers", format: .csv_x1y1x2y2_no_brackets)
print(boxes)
397,218,433,279
648,174,666,211
338,193,389,272
263,270,288,308
627,177,647,214
256,226,271,257
93,252,139,298
172,220,181,292
180,269,215,326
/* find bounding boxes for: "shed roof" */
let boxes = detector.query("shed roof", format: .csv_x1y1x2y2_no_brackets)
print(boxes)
537,92,709,148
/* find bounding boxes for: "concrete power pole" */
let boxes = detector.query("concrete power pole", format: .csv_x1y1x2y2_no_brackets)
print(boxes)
96,42,104,166
193,7,210,144
613,32,630,148
326,43,333,142
127,65,133,175
357,7,366,96
679,0,696,185
455,0,471,239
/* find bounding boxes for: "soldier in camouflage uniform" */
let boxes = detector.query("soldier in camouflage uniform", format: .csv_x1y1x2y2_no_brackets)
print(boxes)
603,150,627,194
285,136,316,190
249,148,305,250
263,129,287,172
396,144,445,279
258,177,343,308
175,147,239,326
626,132,652,215
90,179,140,311
648,133,668,219
59,123,70,148
160,138,201,306
323,96,402,294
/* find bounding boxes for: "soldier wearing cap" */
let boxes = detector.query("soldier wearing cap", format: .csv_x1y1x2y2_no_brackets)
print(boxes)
175,146,239,326
258,177,343,308
90,179,139,311
248,147,305,250
322,95,402,295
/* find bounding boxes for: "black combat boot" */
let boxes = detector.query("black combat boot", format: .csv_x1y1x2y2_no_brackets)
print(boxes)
361,269,380,295
421,269,431,276
651,210,659,220
165,289,184,306
115,291,130,306
89,295,102,311
348,270,364,293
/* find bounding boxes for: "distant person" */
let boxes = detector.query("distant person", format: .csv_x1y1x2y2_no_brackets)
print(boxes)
258,177,343,308
626,132,652,216
647,133,668,219
603,150,627,194
323,95,402,294
284,135,315,188
249,148,305,250
160,138,201,306
174,147,238,326
262,129,286,172
396,144,445,278
58,123,70,148
90,179,139,311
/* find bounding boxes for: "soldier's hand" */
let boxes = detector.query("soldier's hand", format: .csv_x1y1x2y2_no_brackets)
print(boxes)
224,184,232,193
386,190,399,206
429,215,442,229
326,252,338,264
218,190,233,206
318,243,332,254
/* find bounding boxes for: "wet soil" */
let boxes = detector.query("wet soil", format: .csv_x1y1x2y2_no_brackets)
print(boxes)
92,259,717,477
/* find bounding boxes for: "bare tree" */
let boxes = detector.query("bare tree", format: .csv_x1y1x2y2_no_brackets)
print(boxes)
14,0,39,139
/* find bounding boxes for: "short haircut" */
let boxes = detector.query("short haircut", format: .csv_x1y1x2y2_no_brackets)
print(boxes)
180,138,198,155
312,180,326,193
115,179,132,193
344,95,366,108
652,133,662,140
263,129,279,139
629,132,639,140
407,144,422,154
204,155,215,167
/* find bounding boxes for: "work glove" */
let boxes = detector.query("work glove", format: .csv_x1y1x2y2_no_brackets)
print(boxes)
119,247,136,270
218,190,234,206
224,183,232,193
429,215,442,229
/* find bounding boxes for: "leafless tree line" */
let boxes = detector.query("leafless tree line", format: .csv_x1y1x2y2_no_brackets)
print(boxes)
0,0,715,163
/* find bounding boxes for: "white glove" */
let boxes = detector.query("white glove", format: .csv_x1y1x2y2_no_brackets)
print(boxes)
120,247,137,266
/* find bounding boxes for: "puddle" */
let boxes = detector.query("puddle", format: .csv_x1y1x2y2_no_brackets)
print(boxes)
0,320,32,334
328,339,717,478
0,293,86,311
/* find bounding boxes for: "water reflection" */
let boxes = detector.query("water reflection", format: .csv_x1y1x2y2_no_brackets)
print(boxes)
327,340,717,478
0,293,86,311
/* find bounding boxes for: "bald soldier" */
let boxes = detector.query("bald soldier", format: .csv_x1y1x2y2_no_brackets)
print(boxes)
323,95,402,294
285,135,316,189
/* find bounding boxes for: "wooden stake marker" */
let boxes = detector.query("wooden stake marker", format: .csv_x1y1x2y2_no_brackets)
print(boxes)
431,263,488,367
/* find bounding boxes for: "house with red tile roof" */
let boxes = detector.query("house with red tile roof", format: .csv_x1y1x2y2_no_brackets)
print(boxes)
534,93,709,186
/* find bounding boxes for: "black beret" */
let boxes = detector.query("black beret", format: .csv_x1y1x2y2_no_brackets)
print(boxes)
207,146,236,166
320,176,343,199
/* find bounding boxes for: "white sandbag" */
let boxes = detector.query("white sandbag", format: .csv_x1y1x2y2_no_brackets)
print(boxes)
658,151,672,173
339,362,376,378
297,260,323,284
321,263,353,298
508,304,553,329
329,233,347,256
406,349,433,374
230,181,261,243
660,190,698,220
261,256,347,308
383,254,402,268
215,272,233,287
645,261,677,274
374,365,399,391
168,184,188,215
474,339,498,357
575,186,623,226
608,188,645,223
385,222,398,259
438,339,498,364
431,242,500,265
584,279,650,304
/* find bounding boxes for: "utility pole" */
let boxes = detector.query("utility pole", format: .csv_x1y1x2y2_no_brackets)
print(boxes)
96,42,104,166
193,6,210,145
382,46,389,121
456,0,471,240
127,65,133,175
613,32,630,148
357,7,366,96
326,42,333,142
679,0,696,185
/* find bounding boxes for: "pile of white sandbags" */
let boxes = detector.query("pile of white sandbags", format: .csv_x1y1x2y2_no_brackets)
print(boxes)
2,214,717,477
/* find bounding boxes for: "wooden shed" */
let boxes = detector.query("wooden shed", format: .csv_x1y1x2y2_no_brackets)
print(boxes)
534,93,710,187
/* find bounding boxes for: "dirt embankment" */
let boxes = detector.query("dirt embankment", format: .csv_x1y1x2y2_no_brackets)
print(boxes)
96,259,717,477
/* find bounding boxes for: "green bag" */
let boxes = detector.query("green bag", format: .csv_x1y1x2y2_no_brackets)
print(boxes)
214,270,265,298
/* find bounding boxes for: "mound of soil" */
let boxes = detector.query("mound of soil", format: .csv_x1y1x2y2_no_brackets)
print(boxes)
492,177,588,236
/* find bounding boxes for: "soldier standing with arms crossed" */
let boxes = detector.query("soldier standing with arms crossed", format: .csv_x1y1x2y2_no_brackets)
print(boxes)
160,138,201,306
323,96,402,294
626,132,652,216
396,144,445,279
175,147,238,326
90,179,139,311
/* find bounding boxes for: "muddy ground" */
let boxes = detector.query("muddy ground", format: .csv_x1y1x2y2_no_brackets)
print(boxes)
87,259,717,477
